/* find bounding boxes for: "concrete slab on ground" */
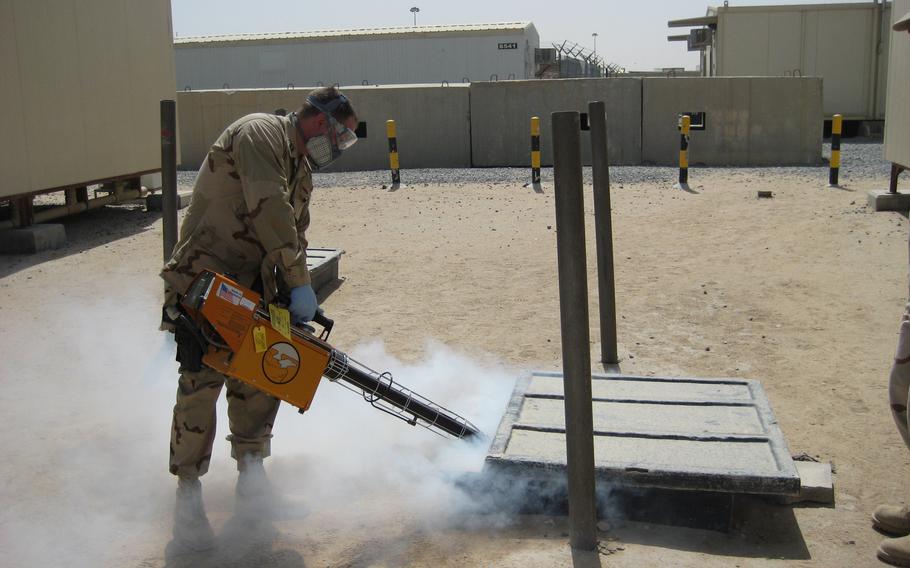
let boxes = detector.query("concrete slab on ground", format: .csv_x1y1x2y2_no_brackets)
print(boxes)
780,461,834,505
0,224,66,254
146,190,192,212
868,190,910,212
307,248,343,298
485,371,800,496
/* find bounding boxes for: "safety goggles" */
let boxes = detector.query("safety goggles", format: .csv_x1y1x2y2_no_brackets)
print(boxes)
328,114,358,150
308,95,358,150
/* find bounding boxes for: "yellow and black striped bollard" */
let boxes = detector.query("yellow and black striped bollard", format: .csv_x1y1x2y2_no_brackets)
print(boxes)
386,119,400,185
829,114,842,187
678,114,691,189
531,116,541,184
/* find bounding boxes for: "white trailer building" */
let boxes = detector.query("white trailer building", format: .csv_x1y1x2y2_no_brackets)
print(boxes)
0,0,176,238
174,22,540,90
669,2,891,120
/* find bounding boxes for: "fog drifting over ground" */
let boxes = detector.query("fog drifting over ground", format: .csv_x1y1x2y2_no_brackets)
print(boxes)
0,289,519,567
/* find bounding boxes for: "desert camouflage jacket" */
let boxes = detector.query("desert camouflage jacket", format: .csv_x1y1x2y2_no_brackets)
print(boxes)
161,113,313,310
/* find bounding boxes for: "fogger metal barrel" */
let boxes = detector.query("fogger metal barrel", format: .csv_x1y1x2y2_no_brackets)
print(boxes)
323,348,481,439
179,270,482,441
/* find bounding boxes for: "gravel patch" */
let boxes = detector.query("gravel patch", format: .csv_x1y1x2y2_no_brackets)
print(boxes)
175,139,891,190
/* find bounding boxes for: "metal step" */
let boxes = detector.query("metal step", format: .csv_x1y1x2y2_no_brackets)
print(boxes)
306,247,343,297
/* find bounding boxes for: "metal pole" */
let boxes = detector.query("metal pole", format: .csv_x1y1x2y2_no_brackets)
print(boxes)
829,114,842,187
387,119,401,186
588,101,618,365
890,164,906,195
551,110,598,551
530,116,541,185
161,100,178,261
678,114,691,190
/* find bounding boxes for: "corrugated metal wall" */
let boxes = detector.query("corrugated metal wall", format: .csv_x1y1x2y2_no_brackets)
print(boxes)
714,3,891,119
0,0,176,199
885,0,910,165
176,27,538,90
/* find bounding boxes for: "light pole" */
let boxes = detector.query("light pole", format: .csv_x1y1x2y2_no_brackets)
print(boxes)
410,6,420,26
592,32,598,54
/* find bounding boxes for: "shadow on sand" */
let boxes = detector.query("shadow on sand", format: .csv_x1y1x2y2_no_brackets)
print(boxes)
0,203,158,279
607,494,810,560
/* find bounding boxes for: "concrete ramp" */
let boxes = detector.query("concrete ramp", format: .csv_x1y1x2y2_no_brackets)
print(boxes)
485,371,800,496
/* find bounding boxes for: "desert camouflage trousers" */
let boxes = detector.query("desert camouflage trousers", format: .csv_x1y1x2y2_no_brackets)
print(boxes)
169,365,280,477
891,302,910,450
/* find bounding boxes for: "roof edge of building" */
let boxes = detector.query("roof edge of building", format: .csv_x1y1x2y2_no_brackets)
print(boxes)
175,22,535,47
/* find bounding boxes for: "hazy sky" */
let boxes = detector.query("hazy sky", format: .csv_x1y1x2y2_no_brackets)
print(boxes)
171,0,874,71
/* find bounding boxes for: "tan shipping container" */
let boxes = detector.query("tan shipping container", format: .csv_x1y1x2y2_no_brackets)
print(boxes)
0,0,176,200
706,2,891,119
885,0,910,166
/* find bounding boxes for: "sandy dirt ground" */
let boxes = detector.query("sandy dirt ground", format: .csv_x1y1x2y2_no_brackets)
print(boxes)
2,162,909,568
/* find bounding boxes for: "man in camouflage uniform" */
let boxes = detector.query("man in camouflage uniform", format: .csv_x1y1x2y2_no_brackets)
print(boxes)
161,87,358,554
877,299,910,566
877,249,910,564
873,9,910,567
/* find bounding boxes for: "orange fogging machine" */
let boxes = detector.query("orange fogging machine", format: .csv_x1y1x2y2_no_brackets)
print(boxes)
176,270,482,441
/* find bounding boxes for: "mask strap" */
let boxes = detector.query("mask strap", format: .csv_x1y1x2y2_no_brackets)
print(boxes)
307,95,348,115
291,111,307,142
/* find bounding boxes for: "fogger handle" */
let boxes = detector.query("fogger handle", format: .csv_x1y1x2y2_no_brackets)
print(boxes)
313,310,334,341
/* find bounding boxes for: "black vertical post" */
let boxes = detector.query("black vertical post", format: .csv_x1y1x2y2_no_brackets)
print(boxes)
890,164,905,194
12,196,35,227
161,100,178,262
588,101,618,366
552,110,598,551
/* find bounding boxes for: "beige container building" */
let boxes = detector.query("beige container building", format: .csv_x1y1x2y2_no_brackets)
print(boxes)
885,0,910,174
669,2,891,120
0,0,176,204
174,22,539,91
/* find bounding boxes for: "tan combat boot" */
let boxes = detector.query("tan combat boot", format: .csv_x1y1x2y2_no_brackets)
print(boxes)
874,504,910,536
234,454,310,521
235,455,280,520
879,535,910,567
168,476,215,555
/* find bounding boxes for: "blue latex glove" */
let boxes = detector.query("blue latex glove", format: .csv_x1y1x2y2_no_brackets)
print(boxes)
289,285,318,324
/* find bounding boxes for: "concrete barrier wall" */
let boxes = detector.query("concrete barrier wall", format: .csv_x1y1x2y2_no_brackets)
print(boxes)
177,84,472,171
642,77,823,166
469,78,643,167
177,77,824,172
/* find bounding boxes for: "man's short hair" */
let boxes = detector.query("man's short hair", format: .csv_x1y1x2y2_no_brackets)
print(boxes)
299,86,356,123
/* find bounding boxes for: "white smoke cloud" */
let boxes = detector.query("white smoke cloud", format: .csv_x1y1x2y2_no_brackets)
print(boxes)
0,286,521,567
267,338,519,525
0,285,177,567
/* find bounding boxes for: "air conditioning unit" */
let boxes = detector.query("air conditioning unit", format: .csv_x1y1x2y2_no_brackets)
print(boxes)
688,28,712,51
535,48,557,64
